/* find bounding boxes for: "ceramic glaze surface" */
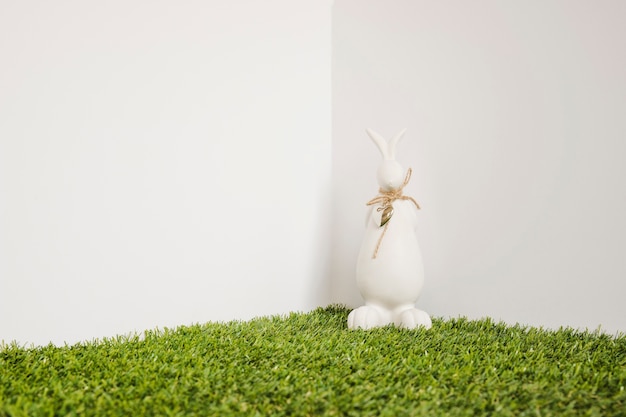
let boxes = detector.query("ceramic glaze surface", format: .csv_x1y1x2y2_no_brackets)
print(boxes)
348,128,431,330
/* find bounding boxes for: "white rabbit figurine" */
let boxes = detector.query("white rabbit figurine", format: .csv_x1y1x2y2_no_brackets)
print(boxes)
348,128,432,330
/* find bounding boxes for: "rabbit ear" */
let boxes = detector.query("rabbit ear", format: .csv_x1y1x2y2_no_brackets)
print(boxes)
366,128,390,159
388,128,407,160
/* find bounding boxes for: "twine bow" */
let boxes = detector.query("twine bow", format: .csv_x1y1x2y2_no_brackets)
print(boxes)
366,168,420,259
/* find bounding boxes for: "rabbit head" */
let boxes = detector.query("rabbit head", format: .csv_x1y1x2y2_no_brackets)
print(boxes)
366,128,407,192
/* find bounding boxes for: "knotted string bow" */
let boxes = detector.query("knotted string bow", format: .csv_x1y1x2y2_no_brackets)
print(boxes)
366,168,420,259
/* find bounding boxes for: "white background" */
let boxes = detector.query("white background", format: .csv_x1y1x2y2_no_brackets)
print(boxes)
0,0,332,346
332,0,626,335
2,1,625,346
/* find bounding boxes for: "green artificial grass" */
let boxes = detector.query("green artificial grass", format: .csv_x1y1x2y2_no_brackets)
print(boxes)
1,306,625,416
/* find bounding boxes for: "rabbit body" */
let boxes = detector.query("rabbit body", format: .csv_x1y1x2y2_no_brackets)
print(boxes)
348,128,432,330
357,199,424,307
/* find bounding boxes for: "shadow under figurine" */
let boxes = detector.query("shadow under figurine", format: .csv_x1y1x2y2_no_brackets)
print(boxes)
348,128,432,330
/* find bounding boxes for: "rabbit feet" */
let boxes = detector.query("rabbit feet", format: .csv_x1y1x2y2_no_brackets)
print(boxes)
347,305,391,330
396,308,432,330
348,305,431,330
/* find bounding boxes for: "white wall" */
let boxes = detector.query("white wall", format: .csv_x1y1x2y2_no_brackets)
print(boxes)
3,0,624,346
0,0,332,346
332,0,626,334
